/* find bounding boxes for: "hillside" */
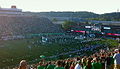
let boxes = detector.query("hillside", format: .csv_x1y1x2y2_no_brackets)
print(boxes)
87,12,120,21
25,11,99,18
100,12,120,21
25,11,120,21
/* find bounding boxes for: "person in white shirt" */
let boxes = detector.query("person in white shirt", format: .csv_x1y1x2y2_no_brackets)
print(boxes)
74,61,82,69
113,49,120,69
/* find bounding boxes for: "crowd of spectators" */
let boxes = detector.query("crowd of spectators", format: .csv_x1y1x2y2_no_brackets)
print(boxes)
15,46,120,69
0,16,63,38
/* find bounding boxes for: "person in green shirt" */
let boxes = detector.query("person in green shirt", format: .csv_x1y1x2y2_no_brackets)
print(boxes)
37,62,45,69
92,58,102,69
54,61,65,69
54,66,64,69
46,62,55,69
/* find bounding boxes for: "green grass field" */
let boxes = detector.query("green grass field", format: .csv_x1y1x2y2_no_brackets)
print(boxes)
0,38,81,68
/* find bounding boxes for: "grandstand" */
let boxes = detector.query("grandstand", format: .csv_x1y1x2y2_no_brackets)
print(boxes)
0,15,64,38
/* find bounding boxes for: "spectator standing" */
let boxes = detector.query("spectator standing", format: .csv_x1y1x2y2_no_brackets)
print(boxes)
18,60,29,69
69,62,75,69
81,56,87,68
54,61,65,69
64,61,70,69
100,53,106,69
83,57,92,69
46,61,55,69
113,49,120,69
37,62,45,69
105,53,114,69
91,58,102,69
74,61,82,69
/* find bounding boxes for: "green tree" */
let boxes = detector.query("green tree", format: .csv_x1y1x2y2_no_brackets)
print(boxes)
52,18,58,22
62,21,76,30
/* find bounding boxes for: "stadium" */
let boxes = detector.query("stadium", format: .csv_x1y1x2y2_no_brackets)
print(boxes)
0,6,120,69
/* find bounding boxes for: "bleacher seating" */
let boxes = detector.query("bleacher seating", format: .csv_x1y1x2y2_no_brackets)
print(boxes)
0,15,64,37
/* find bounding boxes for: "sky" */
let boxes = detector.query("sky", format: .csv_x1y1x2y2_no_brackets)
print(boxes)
0,0,120,14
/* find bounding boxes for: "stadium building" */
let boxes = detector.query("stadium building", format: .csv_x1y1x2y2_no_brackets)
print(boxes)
101,25,120,37
0,5,22,15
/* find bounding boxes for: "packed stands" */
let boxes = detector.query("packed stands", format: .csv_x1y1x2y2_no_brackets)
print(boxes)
0,15,63,37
